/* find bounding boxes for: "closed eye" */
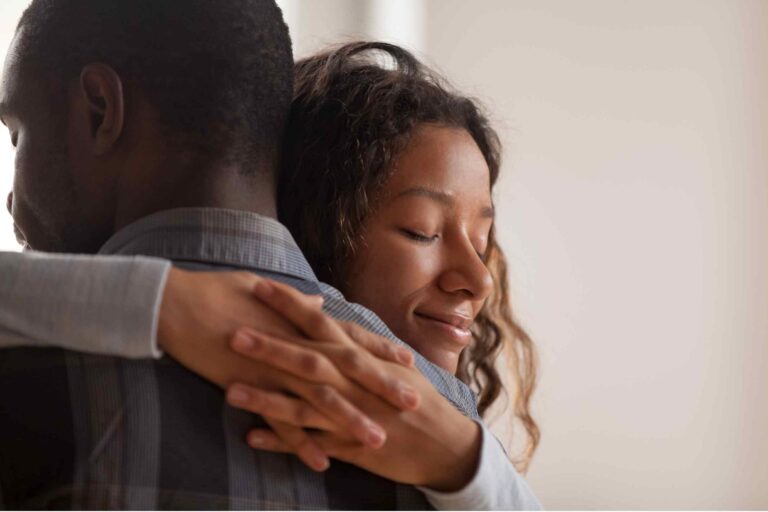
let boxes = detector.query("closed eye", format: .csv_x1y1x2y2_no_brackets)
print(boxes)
400,228,438,243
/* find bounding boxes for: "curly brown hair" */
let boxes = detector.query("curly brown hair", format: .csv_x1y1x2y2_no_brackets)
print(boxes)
277,41,540,471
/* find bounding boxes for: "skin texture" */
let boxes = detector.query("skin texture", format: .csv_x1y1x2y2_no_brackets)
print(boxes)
343,124,495,373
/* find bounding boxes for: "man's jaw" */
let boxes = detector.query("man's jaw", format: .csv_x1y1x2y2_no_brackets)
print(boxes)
5,192,27,249
14,226,29,250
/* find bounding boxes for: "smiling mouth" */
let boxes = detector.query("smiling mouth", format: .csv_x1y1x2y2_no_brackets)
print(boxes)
413,312,473,343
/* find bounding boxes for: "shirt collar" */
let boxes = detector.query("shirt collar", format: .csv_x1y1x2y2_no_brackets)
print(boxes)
99,207,318,282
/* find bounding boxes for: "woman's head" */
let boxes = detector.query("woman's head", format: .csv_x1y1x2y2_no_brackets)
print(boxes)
341,123,495,372
278,41,539,470
280,42,501,287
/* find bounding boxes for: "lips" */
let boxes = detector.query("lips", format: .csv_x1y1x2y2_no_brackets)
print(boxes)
415,311,473,330
413,310,474,344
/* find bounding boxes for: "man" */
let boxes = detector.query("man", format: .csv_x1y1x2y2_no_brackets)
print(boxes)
0,0,494,508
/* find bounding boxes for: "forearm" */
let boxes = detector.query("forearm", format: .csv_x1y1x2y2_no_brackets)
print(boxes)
419,422,542,510
0,251,170,358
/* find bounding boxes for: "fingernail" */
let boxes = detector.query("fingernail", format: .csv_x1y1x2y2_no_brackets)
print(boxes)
248,432,264,446
228,387,249,405
253,279,273,296
400,386,419,408
366,423,386,447
312,454,330,472
232,332,255,351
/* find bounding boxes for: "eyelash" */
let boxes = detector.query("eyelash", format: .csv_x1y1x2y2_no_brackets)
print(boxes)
400,229,438,243
400,228,488,261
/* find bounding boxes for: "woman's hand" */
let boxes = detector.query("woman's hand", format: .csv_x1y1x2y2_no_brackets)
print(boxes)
157,267,420,471
227,280,483,491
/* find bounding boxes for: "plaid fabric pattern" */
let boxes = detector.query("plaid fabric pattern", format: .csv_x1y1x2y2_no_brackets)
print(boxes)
0,208,480,510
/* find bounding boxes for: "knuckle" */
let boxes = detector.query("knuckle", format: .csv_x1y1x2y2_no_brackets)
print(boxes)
340,348,364,374
343,322,367,346
312,384,338,408
298,353,322,376
293,403,314,425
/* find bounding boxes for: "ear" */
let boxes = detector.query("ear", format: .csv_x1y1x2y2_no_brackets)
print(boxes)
78,63,125,155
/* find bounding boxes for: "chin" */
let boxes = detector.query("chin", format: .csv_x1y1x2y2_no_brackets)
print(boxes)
399,324,467,375
19,224,64,253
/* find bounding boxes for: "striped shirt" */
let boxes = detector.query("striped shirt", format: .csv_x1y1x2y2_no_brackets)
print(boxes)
0,208,480,510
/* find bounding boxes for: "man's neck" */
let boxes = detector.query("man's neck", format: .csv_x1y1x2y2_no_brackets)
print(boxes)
112,160,278,234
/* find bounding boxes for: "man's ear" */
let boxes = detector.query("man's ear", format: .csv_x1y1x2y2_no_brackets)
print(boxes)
78,63,125,155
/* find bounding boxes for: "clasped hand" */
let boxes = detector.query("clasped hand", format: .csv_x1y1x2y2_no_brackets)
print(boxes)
159,269,480,491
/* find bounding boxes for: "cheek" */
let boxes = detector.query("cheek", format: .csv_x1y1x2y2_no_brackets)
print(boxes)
11,132,73,223
12,145,38,203
13,129,53,188
343,234,438,328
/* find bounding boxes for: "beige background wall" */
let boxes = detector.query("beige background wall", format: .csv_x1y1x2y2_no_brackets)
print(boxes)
2,1,767,508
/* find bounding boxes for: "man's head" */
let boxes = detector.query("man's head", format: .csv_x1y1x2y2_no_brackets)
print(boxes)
1,0,293,252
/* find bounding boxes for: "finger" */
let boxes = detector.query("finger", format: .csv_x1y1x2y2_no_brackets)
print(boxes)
232,328,419,411
263,419,330,472
340,321,416,368
317,343,420,411
252,279,350,344
253,276,325,308
248,428,362,465
226,383,336,431
231,329,343,384
296,380,387,449
230,331,387,448
246,428,292,453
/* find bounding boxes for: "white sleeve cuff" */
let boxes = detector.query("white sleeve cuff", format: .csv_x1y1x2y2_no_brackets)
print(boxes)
0,252,171,359
128,256,171,358
418,421,542,510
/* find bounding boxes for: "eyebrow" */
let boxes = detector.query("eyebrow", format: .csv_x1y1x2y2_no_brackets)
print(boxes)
394,186,495,218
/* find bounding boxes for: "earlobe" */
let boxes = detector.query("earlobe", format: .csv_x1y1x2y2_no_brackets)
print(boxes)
79,64,125,155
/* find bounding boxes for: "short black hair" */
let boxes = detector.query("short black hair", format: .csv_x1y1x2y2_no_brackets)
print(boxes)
16,0,293,170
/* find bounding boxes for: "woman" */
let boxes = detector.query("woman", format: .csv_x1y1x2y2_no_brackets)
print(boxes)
269,41,538,468
0,42,539,508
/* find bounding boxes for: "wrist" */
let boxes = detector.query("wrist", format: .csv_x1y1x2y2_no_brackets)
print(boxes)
157,266,184,352
422,417,482,492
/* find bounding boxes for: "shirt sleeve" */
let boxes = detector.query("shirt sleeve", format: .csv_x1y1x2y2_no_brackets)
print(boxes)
0,250,171,359
418,421,543,510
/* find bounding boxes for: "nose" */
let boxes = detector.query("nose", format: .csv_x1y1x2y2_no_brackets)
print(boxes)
6,192,11,215
437,238,494,302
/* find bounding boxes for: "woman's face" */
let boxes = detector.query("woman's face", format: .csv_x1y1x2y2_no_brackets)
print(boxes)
343,124,494,373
